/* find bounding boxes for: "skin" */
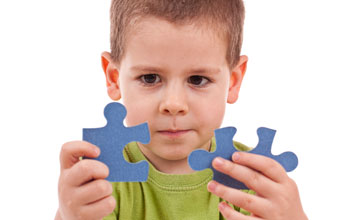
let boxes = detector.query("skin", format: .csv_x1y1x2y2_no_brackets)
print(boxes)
56,142,115,220
56,17,307,220
103,17,246,174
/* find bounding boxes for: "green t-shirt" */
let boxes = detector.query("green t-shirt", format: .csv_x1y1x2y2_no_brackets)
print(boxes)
104,138,254,220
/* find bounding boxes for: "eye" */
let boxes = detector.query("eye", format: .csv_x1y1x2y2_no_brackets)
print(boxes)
188,75,210,87
140,74,161,85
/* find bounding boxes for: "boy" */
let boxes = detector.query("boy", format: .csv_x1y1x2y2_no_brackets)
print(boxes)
56,0,307,219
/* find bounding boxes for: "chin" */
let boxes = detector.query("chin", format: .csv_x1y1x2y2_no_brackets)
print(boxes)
160,150,192,161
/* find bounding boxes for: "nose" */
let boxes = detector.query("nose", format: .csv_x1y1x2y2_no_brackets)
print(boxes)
159,84,189,116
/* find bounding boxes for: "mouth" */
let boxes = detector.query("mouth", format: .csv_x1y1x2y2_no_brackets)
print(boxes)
157,129,192,138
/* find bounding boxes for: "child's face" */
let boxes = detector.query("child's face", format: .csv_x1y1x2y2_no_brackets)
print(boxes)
102,17,247,170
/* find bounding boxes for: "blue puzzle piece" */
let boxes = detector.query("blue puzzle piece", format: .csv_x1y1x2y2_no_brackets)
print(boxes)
188,127,298,189
83,102,150,182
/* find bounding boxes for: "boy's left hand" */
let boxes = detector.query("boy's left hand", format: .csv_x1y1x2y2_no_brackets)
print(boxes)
207,152,308,220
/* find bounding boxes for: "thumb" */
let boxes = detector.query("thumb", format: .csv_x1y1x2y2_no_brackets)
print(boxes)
60,141,100,170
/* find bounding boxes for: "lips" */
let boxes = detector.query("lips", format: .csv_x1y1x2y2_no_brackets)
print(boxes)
157,129,191,138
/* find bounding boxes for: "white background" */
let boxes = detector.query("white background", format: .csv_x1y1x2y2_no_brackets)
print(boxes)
0,0,349,219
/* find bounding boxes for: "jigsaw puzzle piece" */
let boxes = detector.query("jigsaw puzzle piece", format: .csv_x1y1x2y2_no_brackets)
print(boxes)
83,102,150,182
189,127,247,189
188,127,298,189
250,127,298,172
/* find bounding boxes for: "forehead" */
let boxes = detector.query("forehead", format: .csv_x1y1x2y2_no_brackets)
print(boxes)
121,16,229,70
130,16,225,40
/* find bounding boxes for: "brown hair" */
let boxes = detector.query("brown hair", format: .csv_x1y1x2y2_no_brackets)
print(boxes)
110,0,245,70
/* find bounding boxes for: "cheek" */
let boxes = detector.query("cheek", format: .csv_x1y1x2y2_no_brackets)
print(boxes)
193,95,226,129
122,92,157,127
119,79,152,126
123,101,152,126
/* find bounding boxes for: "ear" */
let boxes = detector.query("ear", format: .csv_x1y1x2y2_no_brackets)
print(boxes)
101,51,121,101
227,55,248,104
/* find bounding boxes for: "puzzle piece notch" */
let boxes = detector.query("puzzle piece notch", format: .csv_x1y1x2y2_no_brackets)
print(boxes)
189,127,237,171
188,127,298,189
83,102,150,182
251,128,298,172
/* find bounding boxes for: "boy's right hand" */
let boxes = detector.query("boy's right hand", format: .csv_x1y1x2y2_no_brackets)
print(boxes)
56,141,116,220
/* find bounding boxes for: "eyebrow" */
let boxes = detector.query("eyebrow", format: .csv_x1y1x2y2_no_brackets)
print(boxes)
130,65,163,73
130,65,221,75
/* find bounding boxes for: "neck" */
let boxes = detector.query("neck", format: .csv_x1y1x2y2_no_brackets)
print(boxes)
137,141,211,175
154,158,195,174
142,151,196,174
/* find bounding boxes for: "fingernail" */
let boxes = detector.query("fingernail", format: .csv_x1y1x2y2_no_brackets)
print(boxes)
219,202,226,211
214,157,224,166
94,147,100,156
233,152,240,161
208,181,217,192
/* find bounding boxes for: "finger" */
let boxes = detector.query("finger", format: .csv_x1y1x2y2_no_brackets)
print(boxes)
67,159,109,186
208,180,270,217
76,179,113,204
232,152,288,183
81,196,116,220
218,201,262,220
60,141,100,170
212,157,278,197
